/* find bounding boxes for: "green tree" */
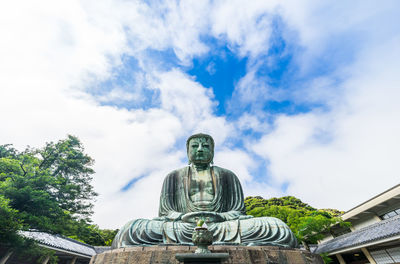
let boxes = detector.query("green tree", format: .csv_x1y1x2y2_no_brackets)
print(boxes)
36,136,96,221
0,136,100,259
0,186,56,263
68,224,119,246
245,196,350,251
294,212,350,251
245,196,316,211
0,195,22,246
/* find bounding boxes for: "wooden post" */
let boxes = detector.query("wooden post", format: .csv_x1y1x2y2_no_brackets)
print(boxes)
361,248,376,264
0,251,13,264
335,253,346,264
69,256,77,264
42,256,50,264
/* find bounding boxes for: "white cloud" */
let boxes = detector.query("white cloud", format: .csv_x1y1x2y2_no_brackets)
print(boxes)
252,37,400,210
228,66,271,112
236,113,271,133
210,0,278,57
277,1,400,72
96,88,135,103
206,62,216,75
215,148,256,183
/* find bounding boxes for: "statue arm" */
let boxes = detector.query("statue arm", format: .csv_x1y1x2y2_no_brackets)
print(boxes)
216,167,251,220
158,170,185,220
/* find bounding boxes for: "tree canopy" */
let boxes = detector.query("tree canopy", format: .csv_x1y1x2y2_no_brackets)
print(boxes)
245,196,350,250
0,136,117,261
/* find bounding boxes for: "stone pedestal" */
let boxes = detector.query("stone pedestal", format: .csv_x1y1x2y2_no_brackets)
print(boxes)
175,252,229,263
90,245,323,264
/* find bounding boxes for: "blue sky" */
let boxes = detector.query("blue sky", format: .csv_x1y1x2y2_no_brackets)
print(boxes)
1,0,400,228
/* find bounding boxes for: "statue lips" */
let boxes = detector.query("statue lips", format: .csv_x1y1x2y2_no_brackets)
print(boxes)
194,152,211,162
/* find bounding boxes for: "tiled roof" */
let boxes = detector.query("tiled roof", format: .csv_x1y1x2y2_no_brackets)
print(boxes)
20,231,97,257
93,246,111,254
315,215,400,254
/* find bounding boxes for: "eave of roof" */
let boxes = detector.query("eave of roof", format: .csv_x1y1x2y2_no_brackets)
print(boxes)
20,231,97,257
341,184,400,220
314,214,400,254
93,246,111,254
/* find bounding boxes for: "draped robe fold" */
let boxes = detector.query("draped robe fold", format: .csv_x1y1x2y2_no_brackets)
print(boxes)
112,166,298,248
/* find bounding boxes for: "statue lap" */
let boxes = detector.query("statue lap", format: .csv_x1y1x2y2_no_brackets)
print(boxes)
112,216,297,248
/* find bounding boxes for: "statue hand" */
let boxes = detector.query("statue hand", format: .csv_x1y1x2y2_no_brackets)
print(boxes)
152,216,167,221
239,215,253,220
154,211,183,221
181,211,224,223
167,212,183,221
220,211,249,221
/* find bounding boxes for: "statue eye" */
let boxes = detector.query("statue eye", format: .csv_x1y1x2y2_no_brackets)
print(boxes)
192,144,199,148
203,144,209,148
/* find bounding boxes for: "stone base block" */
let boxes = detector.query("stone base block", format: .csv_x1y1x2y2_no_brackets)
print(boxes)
176,252,230,263
90,245,323,264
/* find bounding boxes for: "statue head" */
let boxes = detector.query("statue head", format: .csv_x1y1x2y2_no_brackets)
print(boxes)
186,133,214,165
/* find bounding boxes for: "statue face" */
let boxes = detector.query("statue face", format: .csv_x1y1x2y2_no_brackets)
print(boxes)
188,137,213,164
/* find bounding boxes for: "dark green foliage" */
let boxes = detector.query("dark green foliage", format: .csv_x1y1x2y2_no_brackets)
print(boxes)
0,195,22,245
0,136,97,236
245,196,350,250
0,195,57,263
320,252,333,264
97,228,119,246
14,239,57,264
0,136,112,261
245,196,316,212
68,223,119,246
37,136,96,221
318,208,343,217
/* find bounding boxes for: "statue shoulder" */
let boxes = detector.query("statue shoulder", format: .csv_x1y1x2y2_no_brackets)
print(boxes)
161,166,188,190
165,166,189,179
212,166,244,197
212,166,238,178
